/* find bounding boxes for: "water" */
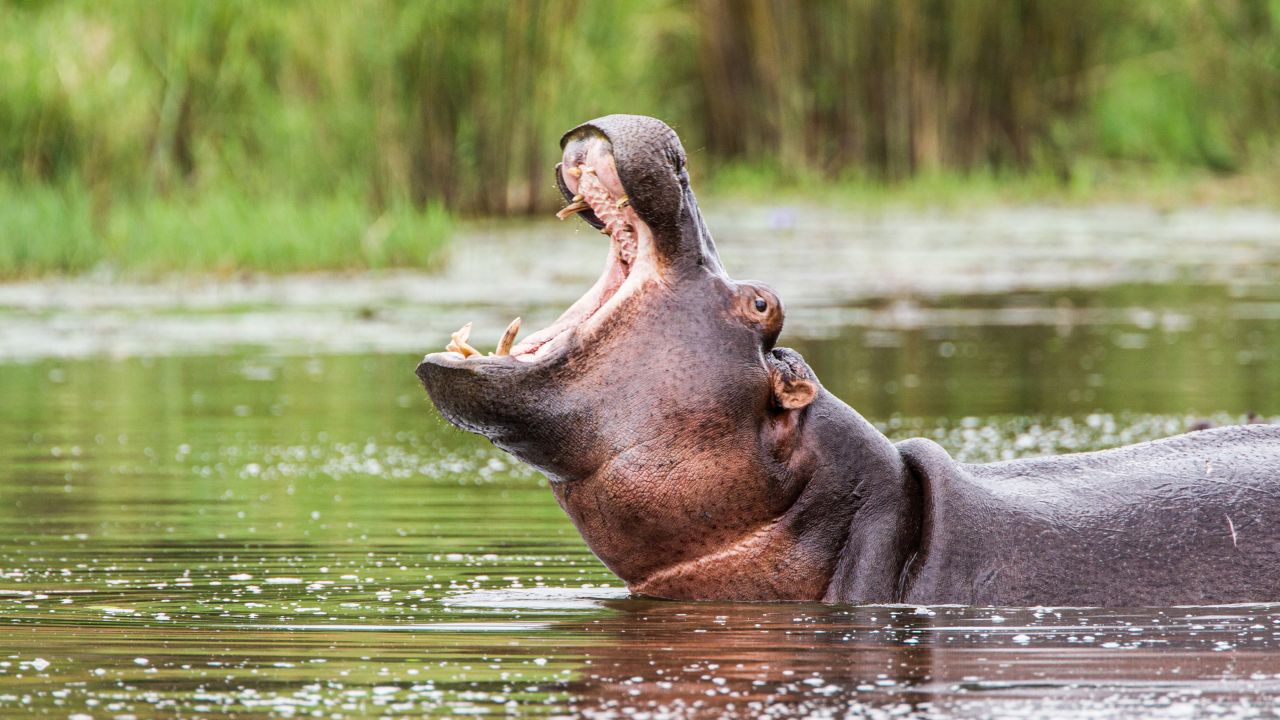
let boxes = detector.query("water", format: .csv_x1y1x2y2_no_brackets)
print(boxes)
2,206,1279,717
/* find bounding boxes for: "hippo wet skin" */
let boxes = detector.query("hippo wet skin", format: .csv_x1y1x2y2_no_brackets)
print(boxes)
417,115,1280,607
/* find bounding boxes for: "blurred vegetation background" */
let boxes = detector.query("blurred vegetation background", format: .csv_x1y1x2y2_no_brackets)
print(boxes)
2,0,1279,277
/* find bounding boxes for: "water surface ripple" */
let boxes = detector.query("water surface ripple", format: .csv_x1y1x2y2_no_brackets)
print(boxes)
2,208,1279,717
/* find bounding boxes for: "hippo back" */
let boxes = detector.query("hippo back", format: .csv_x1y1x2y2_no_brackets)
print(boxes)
899,425,1280,606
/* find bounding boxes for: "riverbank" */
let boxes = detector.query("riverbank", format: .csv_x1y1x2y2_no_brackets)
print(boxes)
706,165,1280,210
0,185,451,279
4,171,1279,280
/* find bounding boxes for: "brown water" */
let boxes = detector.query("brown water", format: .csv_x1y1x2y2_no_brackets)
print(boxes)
2,207,1279,718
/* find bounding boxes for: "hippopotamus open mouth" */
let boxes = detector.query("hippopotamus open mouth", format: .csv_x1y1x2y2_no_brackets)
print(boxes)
417,115,1280,607
432,119,677,365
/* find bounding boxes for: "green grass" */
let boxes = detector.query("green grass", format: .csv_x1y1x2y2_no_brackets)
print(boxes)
0,184,451,278
703,161,1280,211
2,0,1280,278
4,1,1279,211
0,183,99,275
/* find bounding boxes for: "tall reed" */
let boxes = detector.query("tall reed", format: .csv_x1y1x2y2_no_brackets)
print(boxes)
0,0,1277,275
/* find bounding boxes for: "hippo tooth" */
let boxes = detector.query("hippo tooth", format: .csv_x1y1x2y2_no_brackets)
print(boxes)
555,200,590,220
565,166,582,178
615,196,630,208
445,322,480,358
452,322,472,345
495,317,521,356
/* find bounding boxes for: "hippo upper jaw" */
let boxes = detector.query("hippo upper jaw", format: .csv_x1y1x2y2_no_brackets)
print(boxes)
555,114,725,276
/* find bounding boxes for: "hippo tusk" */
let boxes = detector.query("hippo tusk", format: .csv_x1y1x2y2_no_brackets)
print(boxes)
556,200,590,220
495,317,521,356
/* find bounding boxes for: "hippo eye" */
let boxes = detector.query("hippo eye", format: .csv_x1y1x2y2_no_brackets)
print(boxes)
754,297,768,313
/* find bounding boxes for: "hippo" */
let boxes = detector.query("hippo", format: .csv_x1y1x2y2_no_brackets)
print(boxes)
417,114,1280,607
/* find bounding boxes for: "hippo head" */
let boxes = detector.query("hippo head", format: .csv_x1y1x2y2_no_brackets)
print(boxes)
417,115,907,601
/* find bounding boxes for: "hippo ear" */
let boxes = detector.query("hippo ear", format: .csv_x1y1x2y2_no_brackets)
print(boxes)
773,374,817,410
767,348,818,411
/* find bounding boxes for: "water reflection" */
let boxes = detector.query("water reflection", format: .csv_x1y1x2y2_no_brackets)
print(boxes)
521,598,1280,718
7,585,1280,717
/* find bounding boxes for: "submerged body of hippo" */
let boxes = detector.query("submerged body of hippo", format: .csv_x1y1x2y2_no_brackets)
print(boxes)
417,114,1280,607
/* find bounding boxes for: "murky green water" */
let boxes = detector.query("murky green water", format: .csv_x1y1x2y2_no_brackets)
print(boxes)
2,299,1277,717
3,208,1280,718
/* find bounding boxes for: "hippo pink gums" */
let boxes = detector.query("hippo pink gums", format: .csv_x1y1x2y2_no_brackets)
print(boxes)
417,115,1280,606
